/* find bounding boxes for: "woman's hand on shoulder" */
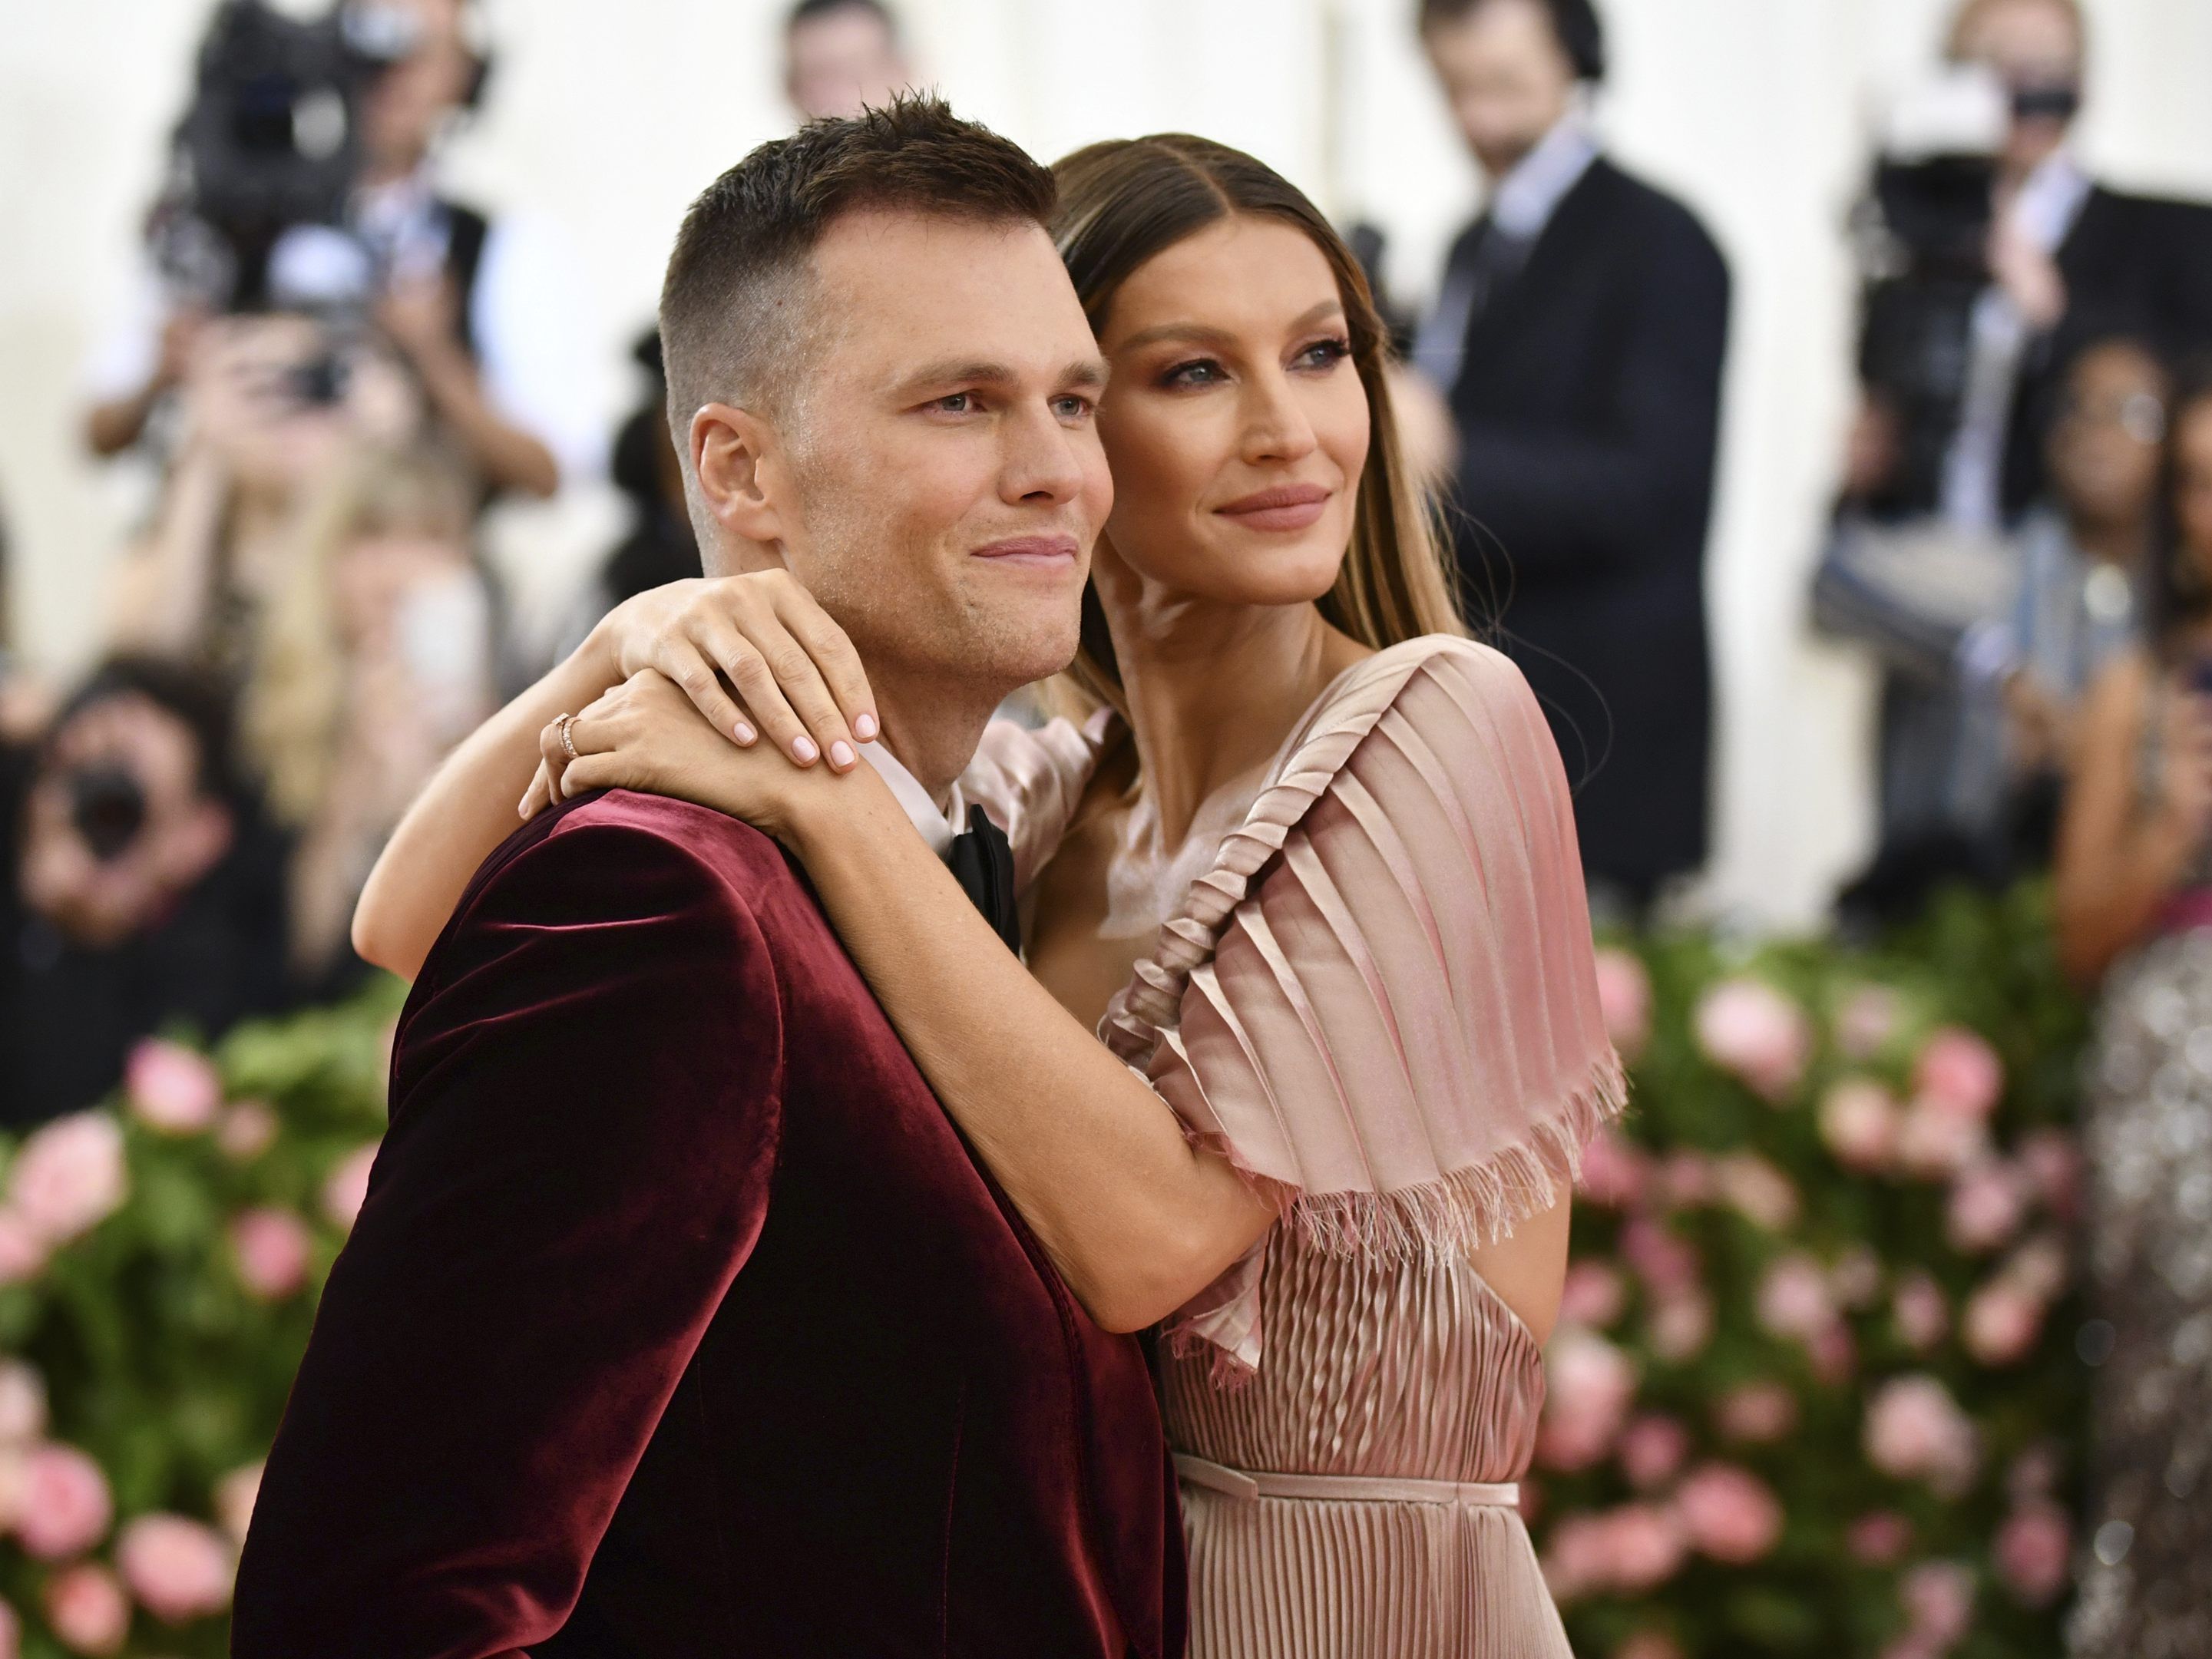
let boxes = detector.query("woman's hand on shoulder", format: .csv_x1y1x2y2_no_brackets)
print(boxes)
594,569,878,772
523,668,853,847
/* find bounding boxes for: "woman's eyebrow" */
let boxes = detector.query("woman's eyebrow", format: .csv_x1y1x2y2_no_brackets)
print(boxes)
1113,299,1346,355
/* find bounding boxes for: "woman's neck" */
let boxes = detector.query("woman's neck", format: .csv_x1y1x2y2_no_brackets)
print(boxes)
1101,554,1362,848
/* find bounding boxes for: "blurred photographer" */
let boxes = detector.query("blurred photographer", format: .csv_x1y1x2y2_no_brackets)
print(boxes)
82,0,594,501
783,0,913,123
0,658,289,1126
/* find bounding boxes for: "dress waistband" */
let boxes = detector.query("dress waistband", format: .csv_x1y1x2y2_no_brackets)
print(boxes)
1174,1453,1520,1510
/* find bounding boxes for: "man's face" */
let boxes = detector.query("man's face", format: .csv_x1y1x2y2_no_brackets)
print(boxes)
785,7,911,123
359,0,474,179
1424,0,1579,180
769,211,1111,702
1953,0,2085,174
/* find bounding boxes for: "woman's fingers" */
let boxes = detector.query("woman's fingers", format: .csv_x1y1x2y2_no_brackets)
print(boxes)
555,750,624,798
535,715,575,801
519,761,557,820
703,620,854,772
769,582,878,743
656,639,759,750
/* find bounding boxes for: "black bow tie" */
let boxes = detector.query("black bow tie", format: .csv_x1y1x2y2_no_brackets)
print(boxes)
948,805,1021,954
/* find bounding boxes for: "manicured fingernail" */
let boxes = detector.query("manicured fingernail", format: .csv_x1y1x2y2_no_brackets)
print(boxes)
733,722,756,745
854,713,878,741
830,740,855,768
793,735,819,763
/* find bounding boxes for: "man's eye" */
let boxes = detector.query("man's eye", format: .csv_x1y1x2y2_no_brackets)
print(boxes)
1052,395,1093,421
934,392,974,414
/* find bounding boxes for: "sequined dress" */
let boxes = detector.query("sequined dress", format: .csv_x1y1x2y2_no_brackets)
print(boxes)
978,637,1625,1657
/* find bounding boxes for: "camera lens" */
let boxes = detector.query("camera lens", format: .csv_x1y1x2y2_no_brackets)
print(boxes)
69,766,150,864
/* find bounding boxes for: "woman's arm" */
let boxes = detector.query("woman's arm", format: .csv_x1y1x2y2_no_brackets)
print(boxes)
352,570,880,979
2053,652,2212,987
548,672,1278,1334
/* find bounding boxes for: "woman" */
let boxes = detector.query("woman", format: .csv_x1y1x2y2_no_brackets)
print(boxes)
360,136,1622,1657
2054,362,2212,1659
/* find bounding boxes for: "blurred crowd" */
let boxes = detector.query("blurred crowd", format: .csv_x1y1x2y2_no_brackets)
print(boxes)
3,0,2210,1144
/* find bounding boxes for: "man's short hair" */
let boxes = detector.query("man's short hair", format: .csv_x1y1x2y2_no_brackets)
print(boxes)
785,0,899,41
1417,0,1606,84
658,94,1056,464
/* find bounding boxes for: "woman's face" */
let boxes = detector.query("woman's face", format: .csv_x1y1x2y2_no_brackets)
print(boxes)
2178,398,2212,580
1091,216,1369,611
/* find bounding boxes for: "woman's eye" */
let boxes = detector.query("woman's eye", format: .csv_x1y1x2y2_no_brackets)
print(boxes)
1162,359,1227,389
1295,338,1354,372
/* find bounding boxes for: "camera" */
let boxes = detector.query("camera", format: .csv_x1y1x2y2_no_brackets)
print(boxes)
152,0,421,314
68,766,149,864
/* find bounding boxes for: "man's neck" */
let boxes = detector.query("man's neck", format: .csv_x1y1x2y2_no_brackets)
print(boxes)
868,669,1007,810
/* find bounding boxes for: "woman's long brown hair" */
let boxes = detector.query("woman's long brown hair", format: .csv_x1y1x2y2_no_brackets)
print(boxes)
1049,134,1463,716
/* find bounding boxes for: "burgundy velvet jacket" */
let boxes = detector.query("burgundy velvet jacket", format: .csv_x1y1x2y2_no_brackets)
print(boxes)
232,790,1185,1658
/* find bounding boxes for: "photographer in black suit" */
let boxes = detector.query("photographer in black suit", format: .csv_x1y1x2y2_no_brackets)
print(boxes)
1410,0,1731,918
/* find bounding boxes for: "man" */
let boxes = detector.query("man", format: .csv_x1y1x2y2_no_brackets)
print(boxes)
1,658,290,1125
1817,0,2212,914
85,0,594,499
784,0,914,122
1413,0,1731,917
231,100,1182,1657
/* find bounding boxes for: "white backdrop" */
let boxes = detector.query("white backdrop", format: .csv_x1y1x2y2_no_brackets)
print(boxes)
3,0,2210,927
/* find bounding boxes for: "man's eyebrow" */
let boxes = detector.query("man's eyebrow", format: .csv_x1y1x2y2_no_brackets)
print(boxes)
1114,299,1347,355
890,356,1112,396
1061,357,1110,392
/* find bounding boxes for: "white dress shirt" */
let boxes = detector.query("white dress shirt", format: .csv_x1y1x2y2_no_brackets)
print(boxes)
860,740,970,866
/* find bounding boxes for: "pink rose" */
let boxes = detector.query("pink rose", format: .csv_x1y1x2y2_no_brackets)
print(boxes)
1714,1381,1797,1443
1537,1330,1637,1472
117,1512,234,1624
1646,1289,1715,1363
1995,1500,2071,1606
1558,1261,1627,1330
0,1595,17,1659
1894,1104,1987,1179
1675,1462,1784,1562
1900,1560,1976,1646
2007,1443,2061,1501
229,1208,311,1301
1576,1130,1649,1209
6,1114,127,1245
216,1102,278,1163
214,1461,262,1547
1539,1512,1611,1601
43,1563,128,1656
15,1443,113,1559
1946,1161,2025,1254
1962,1281,2042,1366
1755,1254,1836,1344
123,1039,222,1135
1835,984,1906,1059
0,1211,45,1287
1615,1636,1685,1659
1694,980,1813,1101
1593,948,1653,1061
1603,1502,1691,1591
1831,1244,1884,1310
1618,1413,1691,1489
1622,1218,1701,1298
1808,1320,1859,1386
1714,1153,1800,1230
1865,1376,1979,1493
1913,1026,2003,1120
1820,1079,1900,1172
1999,1234,2068,1304
1847,1509,1913,1565
322,1143,380,1231
0,1362,47,1445
2015,1129,2080,1221
1656,1150,1714,1208
1893,1272,1950,1350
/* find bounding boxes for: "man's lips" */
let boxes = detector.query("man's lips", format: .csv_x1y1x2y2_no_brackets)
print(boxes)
972,534,1081,567
1214,483,1334,533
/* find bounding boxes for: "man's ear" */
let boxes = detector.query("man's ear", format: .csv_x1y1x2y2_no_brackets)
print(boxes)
690,402,792,547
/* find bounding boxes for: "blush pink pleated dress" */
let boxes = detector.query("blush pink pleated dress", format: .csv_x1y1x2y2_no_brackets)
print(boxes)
975,636,1626,1659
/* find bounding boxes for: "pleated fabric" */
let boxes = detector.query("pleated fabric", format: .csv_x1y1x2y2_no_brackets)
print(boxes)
966,709,1116,894
1164,1233,1572,1659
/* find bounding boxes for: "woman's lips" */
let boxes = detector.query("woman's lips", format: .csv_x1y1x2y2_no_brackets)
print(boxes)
973,534,1081,567
1214,483,1334,533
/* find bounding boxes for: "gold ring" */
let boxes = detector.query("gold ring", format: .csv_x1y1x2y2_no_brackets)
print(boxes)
557,714,579,761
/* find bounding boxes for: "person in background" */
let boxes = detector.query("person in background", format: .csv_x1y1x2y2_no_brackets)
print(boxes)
583,332,702,630
250,443,494,987
0,658,289,1126
1410,0,1730,920
783,0,914,124
83,0,596,501
2052,361,2212,1659
1816,338,2171,919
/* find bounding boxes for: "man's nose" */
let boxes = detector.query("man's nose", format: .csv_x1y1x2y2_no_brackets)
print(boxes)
1000,404,1089,504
